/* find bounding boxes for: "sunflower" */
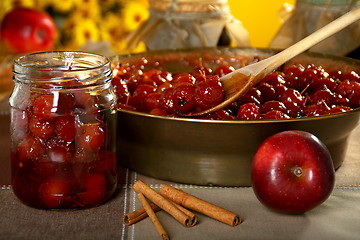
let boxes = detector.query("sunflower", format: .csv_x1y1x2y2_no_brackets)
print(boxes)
121,1,149,32
63,15,100,49
46,0,78,13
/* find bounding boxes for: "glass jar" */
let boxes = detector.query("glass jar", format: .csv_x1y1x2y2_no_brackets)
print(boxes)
270,0,360,56
9,51,118,209
126,0,249,50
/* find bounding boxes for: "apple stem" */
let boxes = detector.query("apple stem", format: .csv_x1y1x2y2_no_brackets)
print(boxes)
292,167,303,177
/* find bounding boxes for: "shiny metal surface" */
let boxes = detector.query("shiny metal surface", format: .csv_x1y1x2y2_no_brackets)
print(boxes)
114,47,360,186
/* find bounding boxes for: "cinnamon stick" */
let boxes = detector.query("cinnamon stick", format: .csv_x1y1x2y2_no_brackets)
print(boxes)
124,199,198,227
133,180,193,227
123,203,161,226
137,193,169,240
160,184,242,226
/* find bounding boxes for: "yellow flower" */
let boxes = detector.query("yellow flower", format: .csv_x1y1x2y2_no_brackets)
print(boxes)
0,0,35,18
121,1,149,32
75,0,101,19
47,0,78,13
63,15,100,49
100,13,125,41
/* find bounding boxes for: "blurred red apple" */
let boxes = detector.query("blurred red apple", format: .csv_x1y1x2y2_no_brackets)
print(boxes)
0,8,57,54
251,130,335,214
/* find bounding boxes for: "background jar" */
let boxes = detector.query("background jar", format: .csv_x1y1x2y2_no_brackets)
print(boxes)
9,51,117,209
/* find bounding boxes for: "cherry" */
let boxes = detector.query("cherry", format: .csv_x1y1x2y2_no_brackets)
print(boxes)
73,90,98,113
17,135,45,162
283,64,305,77
172,83,196,114
55,115,77,142
144,92,161,111
262,110,290,120
77,123,105,152
262,71,286,86
237,103,261,120
46,137,75,164
172,73,196,87
310,89,336,106
39,177,70,208
257,83,276,102
215,64,235,76
329,105,352,114
159,87,175,113
130,84,156,112
342,70,360,83
279,88,305,107
32,94,58,120
29,116,55,139
304,103,331,117
149,108,169,116
194,76,224,110
261,100,287,114
283,101,303,118
205,109,235,120
112,76,130,105
78,173,106,206
57,93,76,115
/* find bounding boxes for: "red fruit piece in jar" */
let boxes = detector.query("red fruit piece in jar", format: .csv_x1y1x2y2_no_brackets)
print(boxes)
77,122,105,152
39,177,70,208
57,93,75,115
74,90,98,113
78,173,106,206
17,135,45,162
237,103,261,120
194,76,224,110
32,94,58,120
29,116,55,139
46,137,75,163
172,83,196,114
55,115,77,142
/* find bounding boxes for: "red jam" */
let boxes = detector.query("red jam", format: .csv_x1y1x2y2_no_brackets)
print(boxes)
10,52,117,209
112,58,360,120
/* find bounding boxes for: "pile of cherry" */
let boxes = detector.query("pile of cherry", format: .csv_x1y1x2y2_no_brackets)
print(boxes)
112,58,360,120
11,86,117,209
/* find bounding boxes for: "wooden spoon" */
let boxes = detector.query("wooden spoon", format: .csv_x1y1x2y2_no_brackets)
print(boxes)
187,7,360,117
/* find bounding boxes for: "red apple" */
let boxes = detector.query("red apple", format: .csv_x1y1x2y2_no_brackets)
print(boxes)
0,8,57,53
251,130,335,214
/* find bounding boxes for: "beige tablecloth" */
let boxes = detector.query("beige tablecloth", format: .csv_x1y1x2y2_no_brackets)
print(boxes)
1,112,360,240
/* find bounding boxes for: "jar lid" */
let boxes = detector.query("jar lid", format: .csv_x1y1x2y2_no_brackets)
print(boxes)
149,0,229,13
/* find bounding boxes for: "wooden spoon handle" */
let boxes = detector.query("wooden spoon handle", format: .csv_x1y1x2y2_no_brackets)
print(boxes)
257,7,360,77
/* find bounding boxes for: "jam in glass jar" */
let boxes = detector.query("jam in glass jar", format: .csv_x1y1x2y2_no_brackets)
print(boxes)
9,51,118,209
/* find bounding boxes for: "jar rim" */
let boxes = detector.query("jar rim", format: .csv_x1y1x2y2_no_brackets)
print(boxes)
14,51,111,73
